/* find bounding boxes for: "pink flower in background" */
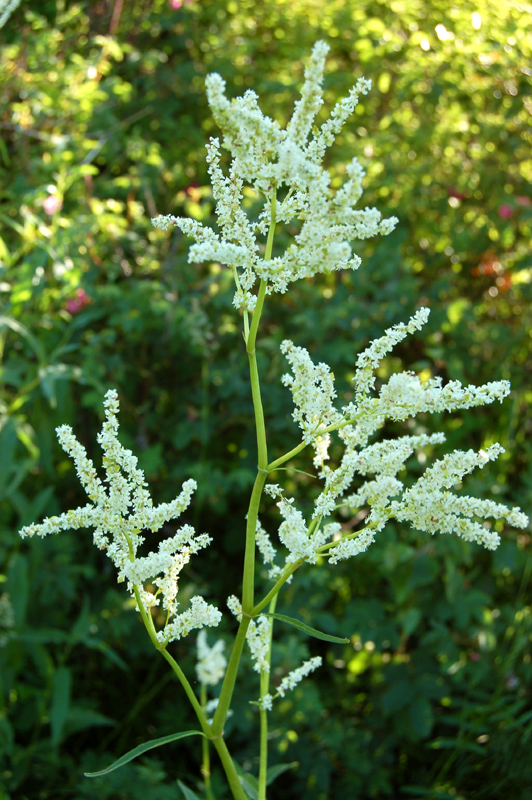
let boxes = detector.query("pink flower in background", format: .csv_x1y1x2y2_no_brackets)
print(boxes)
516,196,531,206
469,652,480,662
447,186,466,200
169,0,192,8
43,195,62,215
65,289,90,315
497,204,513,219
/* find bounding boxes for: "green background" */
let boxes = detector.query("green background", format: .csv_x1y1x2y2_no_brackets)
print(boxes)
1,1,531,798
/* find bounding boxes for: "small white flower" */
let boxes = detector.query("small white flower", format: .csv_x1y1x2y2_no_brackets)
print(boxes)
259,693,273,711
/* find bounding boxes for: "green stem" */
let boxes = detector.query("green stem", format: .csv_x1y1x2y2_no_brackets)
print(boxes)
252,561,302,616
161,651,248,800
247,284,269,471
160,649,211,734
242,470,268,612
258,595,278,800
314,518,382,554
209,191,278,798
267,413,362,473
211,615,251,736
247,190,276,471
211,737,249,800
201,684,215,800
134,596,246,800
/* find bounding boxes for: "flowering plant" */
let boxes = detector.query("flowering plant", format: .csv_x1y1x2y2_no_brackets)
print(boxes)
19,42,528,800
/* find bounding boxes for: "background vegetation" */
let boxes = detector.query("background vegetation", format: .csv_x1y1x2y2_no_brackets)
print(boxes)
1,1,531,798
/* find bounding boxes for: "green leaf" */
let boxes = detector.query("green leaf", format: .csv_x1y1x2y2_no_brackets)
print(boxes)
264,613,349,644
409,696,434,738
238,775,259,800
7,554,28,626
66,707,115,735
51,666,72,748
234,762,259,800
84,730,205,777
381,679,413,715
0,315,45,363
266,762,299,785
177,780,202,800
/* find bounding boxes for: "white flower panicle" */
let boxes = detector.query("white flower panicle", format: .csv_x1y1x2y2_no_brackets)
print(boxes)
260,656,322,710
279,308,528,562
196,631,227,686
19,390,221,644
152,41,398,303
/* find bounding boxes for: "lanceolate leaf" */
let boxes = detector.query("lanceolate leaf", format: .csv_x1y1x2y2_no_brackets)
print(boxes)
177,781,202,800
266,762,299,785
264,612,349,644
84,730,205,777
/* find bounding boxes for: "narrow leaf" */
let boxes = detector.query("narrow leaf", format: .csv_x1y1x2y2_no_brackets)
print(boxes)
264,613,349,644
266,762,299,785
234,762,259,800
238,775,259,800
177,780,202,800
84,730,205,777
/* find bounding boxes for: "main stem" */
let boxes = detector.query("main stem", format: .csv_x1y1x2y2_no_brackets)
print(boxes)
212,190,277,771
242,191,277,611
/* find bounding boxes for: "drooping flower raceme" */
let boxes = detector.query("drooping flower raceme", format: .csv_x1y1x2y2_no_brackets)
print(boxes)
19,390,221,644
152,40,398,302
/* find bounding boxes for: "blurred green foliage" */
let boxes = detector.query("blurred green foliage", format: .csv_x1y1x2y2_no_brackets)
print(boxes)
1,0,531,798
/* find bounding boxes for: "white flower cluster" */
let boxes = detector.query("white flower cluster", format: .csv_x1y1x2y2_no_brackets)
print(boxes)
279,308,528,561
227,595,271,673
280,339,343,445
196,630,227,686
260,656,322,711
152,41,397,301
255,518,283,580
19,390,221,644
277,495,336,565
